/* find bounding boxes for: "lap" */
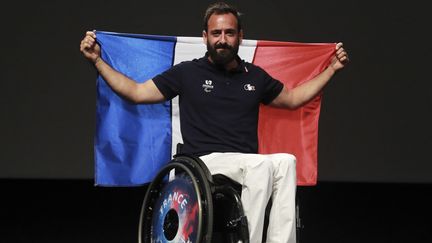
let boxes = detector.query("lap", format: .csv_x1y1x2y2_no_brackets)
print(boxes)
199,152,296,184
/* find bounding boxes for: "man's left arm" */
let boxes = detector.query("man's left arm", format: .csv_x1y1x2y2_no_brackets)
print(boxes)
270,42,349,109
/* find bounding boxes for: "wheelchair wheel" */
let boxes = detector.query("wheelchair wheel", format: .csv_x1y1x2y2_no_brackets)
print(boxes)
212,176,249,243
138,157,213,243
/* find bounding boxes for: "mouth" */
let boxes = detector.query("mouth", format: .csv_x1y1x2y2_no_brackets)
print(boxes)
215,44,231,50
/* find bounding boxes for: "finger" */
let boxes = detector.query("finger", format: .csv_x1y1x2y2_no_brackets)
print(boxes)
80,41,88,52
86,30,96,36
84,34,95,42
338,53,347,62
86,30,97,39
80,42,89,52
339,54,349,63
80,40,93,51
83,36,95,47
86,36,95,45
336,47,345,55
335,42,343,50
341,56,349,63
337,50,346,58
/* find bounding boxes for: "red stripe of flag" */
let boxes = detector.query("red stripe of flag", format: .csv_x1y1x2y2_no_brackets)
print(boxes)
254,40,335,185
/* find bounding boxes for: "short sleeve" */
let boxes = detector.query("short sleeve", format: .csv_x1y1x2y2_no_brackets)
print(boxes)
153,63,185,100
259,67,284,105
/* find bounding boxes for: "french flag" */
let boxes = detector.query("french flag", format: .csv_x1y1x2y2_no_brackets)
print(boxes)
94,31,335,186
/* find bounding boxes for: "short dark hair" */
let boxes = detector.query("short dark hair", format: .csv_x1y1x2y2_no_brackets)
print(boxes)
203,2,242,32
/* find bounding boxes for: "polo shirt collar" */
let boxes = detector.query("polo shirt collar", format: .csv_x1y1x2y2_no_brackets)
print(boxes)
202,52,248,73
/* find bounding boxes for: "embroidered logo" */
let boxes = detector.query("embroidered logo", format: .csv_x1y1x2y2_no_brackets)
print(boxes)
244,84,256,91
202,80,214,93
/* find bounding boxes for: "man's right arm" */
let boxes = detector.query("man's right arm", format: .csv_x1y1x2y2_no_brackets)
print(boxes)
80,31,166,104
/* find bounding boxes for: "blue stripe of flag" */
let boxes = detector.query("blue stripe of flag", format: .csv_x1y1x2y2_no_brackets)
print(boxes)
94,31,176,186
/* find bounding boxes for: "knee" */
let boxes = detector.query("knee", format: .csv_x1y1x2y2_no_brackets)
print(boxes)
273,153,296,167
283,153,296,164
268,154,296,177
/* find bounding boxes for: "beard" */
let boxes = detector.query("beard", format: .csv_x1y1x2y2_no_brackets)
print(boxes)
207,39,240,66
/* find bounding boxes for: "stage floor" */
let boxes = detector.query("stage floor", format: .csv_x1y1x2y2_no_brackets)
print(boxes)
1,180,431,243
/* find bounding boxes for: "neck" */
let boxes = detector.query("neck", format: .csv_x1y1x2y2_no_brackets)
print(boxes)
207,56,238,71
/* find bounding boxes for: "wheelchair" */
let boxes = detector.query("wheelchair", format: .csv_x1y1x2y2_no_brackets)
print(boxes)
138,155,249,243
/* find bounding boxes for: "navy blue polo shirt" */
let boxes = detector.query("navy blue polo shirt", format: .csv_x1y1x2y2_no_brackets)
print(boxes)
153,55,284,156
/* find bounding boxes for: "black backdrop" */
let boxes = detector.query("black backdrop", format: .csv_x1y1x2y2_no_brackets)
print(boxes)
2,0,431,183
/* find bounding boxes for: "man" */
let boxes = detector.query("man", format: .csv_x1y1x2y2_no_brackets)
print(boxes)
80,2,348,243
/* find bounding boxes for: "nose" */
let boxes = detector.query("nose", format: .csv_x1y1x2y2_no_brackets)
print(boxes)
219,32,227,44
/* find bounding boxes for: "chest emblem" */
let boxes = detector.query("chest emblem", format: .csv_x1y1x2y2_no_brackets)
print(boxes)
202,80,214,93
244,84,256,91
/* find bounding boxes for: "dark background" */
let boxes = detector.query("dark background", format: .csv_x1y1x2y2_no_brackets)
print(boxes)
1,0,431,242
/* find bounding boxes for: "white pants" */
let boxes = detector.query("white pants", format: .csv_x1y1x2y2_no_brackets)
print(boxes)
199,152,297,243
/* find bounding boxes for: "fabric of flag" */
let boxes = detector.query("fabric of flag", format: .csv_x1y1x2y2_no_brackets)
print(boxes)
94,31,335,186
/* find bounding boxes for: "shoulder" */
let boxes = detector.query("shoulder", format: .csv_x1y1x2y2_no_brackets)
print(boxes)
158,60,198,77
154,57,207,83
241,60,270,77
172,60,195,69
174,56,206,67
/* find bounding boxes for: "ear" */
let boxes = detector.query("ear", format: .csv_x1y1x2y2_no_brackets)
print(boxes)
202,30,208,45
239,29,244,44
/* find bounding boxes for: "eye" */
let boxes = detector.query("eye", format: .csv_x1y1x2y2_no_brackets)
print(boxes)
225,30,237,37
211,30,221,37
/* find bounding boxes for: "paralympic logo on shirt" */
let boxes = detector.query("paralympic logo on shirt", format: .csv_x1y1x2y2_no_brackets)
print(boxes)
202,80,214,93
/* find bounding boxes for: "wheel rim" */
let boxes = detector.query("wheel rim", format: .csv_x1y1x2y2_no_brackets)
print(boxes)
139,161,212,243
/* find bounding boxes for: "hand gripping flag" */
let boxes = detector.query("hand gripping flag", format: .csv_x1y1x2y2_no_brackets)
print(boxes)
94,31,335,186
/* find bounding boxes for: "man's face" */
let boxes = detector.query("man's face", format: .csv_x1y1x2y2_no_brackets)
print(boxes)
203,13,243,65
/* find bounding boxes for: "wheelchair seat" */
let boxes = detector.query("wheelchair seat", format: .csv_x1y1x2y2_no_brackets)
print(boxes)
138,155,249,243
